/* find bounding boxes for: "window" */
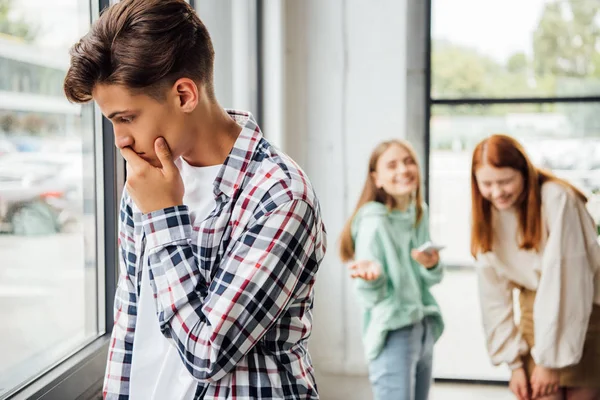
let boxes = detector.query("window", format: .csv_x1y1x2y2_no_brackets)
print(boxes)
0,0,103,397
0,0,260,397
432,0,600,100
428,0,600,381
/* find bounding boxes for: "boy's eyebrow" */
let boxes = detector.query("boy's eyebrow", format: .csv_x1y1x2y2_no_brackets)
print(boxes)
107,110,130,119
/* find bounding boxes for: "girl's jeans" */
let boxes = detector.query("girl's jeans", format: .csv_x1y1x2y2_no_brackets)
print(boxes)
368,317,435,400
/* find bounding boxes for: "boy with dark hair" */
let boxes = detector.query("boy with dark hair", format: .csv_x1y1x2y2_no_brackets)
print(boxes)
64,1,326,399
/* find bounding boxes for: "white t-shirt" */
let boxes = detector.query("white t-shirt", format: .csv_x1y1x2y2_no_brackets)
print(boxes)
129,158,222,400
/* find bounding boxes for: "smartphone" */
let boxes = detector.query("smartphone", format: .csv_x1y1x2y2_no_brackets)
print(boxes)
416,241,445,254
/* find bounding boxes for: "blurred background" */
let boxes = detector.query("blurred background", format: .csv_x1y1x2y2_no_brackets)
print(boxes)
0,0,598,399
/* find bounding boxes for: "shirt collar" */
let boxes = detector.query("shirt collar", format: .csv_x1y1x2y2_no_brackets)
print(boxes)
214,109,264,198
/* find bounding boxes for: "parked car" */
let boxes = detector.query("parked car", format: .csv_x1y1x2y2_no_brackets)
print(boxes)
0,154,82,235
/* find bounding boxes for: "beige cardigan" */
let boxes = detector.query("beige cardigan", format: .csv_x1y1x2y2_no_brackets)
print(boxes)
476,182,600,370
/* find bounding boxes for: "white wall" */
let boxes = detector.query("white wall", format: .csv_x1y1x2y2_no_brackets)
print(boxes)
274,0,427,375
196,0,259,115
261,0,285,149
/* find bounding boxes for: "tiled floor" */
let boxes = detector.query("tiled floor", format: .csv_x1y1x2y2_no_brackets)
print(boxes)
316,373,512,400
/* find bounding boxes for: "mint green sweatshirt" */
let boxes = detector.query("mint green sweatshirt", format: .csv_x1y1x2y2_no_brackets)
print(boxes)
351,201,445,361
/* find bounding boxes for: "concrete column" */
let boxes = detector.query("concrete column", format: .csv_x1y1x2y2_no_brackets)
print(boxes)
281,0,428,375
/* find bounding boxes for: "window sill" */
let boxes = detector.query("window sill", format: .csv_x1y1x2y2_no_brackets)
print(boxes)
7,336,109,400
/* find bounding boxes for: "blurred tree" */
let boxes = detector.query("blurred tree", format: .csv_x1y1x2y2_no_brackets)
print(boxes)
432,41,544,101
533,0,600,79
507,52,528,74
533,0,600,136
0,113,18,133
432,41,542,115
23,114,44,135
432,0,600,136
0,0,36,41
432,40,501,99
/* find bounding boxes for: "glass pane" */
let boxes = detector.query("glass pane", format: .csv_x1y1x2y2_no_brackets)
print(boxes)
432,0,600,99
430,102,600,380
0,0,98,396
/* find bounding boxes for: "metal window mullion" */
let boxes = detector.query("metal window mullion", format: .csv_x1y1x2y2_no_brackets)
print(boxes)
431,96,600,105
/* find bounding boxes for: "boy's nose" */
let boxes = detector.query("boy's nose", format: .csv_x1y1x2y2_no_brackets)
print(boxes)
114,130,134,149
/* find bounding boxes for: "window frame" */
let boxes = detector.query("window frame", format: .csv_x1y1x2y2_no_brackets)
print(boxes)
5,0,263,397
4,0,122,397
425,0,600,384
426,0,600,208
425,0,600,265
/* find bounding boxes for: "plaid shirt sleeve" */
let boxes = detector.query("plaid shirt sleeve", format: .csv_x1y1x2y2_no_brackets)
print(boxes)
141,197,318,382
103,193,138,399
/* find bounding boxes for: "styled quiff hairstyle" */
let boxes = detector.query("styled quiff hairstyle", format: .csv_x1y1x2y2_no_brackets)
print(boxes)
64,0,215,103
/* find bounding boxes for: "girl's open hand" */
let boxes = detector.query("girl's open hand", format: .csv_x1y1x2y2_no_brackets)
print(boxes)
348,260,382,281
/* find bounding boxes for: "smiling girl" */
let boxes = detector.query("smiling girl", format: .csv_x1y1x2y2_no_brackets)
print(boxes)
471,134,600,400
339,139,445,400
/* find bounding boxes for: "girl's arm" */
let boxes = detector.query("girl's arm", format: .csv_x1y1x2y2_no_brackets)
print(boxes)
476,256,529,370
532,184,597,368
414,205,443,286
352,213,389,308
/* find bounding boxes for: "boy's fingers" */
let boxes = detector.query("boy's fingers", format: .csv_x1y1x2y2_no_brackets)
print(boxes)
154,137,177,174
120,147,147,170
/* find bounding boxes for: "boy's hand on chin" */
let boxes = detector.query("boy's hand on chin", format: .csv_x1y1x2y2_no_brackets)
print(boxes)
121,137,184,214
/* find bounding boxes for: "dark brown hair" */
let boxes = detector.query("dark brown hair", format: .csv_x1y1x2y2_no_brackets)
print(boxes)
64,0,215,103
470,134,587,256
339,139,424,262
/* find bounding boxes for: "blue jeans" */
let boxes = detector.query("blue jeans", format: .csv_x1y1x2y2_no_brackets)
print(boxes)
368,318,435,400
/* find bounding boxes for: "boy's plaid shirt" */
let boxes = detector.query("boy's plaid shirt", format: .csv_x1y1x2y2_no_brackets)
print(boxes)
103,110,327,399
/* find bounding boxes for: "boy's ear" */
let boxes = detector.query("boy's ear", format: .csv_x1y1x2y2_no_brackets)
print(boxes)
172,78,198,113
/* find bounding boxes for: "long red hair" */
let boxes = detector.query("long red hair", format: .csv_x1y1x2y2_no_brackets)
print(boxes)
339,139,423,262
470,134,587,257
